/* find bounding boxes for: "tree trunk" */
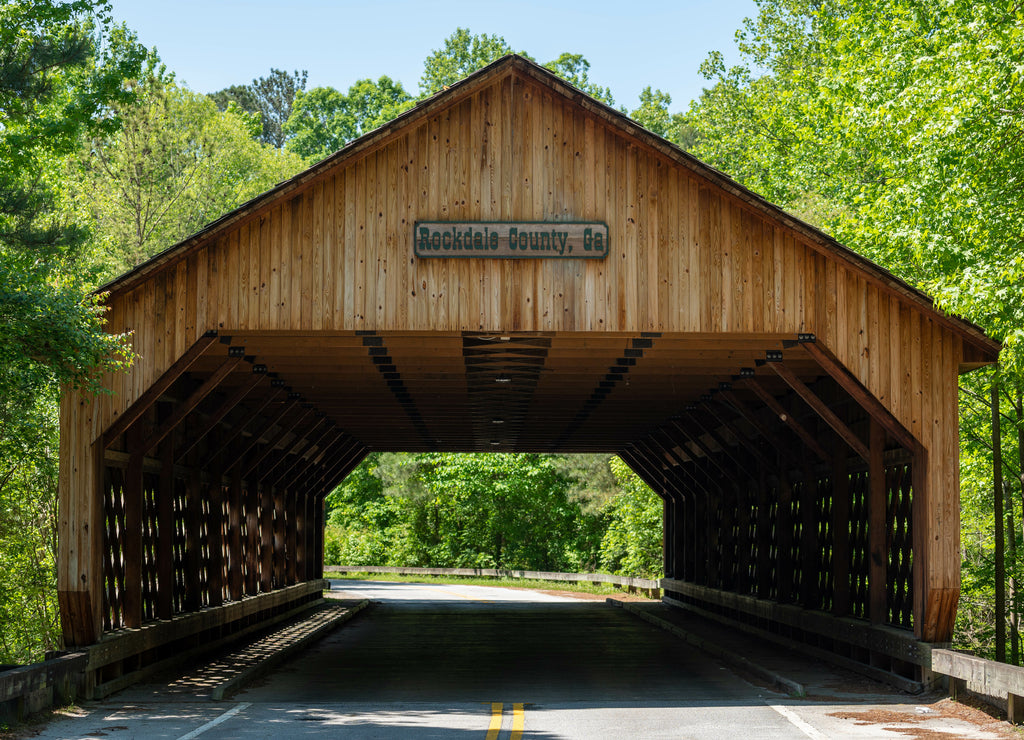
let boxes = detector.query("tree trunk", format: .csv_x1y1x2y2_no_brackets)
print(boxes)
994,383,1005,662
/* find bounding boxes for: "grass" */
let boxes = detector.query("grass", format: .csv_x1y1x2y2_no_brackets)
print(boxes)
326,571,656,598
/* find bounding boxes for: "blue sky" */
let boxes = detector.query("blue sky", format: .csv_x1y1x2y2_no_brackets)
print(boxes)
107,0,759,112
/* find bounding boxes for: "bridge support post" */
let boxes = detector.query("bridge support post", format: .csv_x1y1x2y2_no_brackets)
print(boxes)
869,419,887,624
228,466,244,601
157,438,175,620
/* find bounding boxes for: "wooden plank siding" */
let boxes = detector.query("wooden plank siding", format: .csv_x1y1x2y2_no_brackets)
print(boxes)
59,59,997,648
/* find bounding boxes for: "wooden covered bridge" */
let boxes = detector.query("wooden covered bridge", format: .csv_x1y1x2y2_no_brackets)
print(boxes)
59,56,999,689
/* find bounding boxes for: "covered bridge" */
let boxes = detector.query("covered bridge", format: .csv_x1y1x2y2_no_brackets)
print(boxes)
59,55,999,690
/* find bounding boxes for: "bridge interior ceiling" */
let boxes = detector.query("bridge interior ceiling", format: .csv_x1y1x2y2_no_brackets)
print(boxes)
170,329,832,455
99,327,921,651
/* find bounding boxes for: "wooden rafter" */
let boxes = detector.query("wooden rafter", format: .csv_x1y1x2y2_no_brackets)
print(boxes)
102,333,219,448
766,358,869,463
175,369,266,459
139,355,244,456
737,380,830,461
798,337,918,452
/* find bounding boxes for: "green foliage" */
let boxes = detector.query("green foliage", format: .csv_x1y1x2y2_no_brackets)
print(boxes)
543,53,615,105
418,28,519,97
324,453,662,579
628,87,696,148
73,53,306,274
283,77,414,162
0,0,145,662
598,457,664,578
0,389,60,663
687,0,1024,657
210,68,307,148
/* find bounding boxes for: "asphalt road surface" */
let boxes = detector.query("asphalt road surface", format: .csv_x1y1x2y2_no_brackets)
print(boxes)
22,580,1012,739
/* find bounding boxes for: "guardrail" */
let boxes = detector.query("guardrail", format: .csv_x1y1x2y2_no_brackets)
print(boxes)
933,649,1024,723
324,565,661,598
0,652,87,725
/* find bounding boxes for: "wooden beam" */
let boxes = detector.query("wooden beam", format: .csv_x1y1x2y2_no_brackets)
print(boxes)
265,424,339,489
698,406,778,472
755,466,772,599
175,367,265,459
183,463,202,612
245,475,259,596
799,337,918,452
738,380,830,461
831,437,851,617
202,389,286,467
208,463,225,608
273,486,286,588
288,436,360,495
228,466,243,601
295,491,307,582
256,416,327,484
286,490,298,585
636,436,711,499
716,391,799,466
259,484,273,593
156,436,175,620
123,441,144,629
292,447,345,502
869,418,888,625
102,333,219,448
139,355,243,456
683,412,759,482
310,444,369,497
800,464,819,608
619,446,674,501
776,470,795,603
911,442,929,639
225,398,301,474
668,420,748,487
767,359,870,463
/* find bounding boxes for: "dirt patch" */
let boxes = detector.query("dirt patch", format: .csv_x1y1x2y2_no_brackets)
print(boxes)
498,585,656,602
0,704,90,740
828,698,1020,739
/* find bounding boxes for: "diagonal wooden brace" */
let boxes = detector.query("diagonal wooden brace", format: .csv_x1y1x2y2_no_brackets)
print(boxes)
102,333,219,448
139,354,244,457
738,379,830,461
766,357,870,463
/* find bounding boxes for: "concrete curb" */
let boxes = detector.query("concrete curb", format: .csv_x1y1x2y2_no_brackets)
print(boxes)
607,598,805,697
211,599,371,701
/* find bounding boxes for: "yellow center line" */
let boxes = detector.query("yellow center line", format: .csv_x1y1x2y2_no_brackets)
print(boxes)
511,703,525,739
485,702,503,740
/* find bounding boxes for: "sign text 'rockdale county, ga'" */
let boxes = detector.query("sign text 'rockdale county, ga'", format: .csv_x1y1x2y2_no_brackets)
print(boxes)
414,222,609,259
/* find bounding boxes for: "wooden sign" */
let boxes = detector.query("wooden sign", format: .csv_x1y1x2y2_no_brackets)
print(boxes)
414,221,609,259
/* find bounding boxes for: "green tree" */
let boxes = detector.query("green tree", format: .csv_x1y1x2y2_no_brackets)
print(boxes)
325,452,614,572
628,87,695,147
210,67,308,147
419,28,519,97
598,457,663,578
284,76,414,162
686,0,1024,657
543,53,615,105
0,0,144,661
74,55,305,273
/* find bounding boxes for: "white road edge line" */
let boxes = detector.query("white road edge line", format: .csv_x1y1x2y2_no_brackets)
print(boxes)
175,702,252,740
768,704,827,740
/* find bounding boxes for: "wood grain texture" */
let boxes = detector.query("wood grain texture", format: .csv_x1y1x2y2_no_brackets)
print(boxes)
59,63,995,647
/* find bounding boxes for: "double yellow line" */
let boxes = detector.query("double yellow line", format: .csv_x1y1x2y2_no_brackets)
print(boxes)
485,702,524,739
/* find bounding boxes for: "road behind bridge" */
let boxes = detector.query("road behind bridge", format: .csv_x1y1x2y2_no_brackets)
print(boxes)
20,580,1013,739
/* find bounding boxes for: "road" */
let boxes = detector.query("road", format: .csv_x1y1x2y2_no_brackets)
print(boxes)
22,580,1012,739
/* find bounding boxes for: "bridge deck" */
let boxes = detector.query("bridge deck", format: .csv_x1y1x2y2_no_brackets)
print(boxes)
29,581,1007,739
